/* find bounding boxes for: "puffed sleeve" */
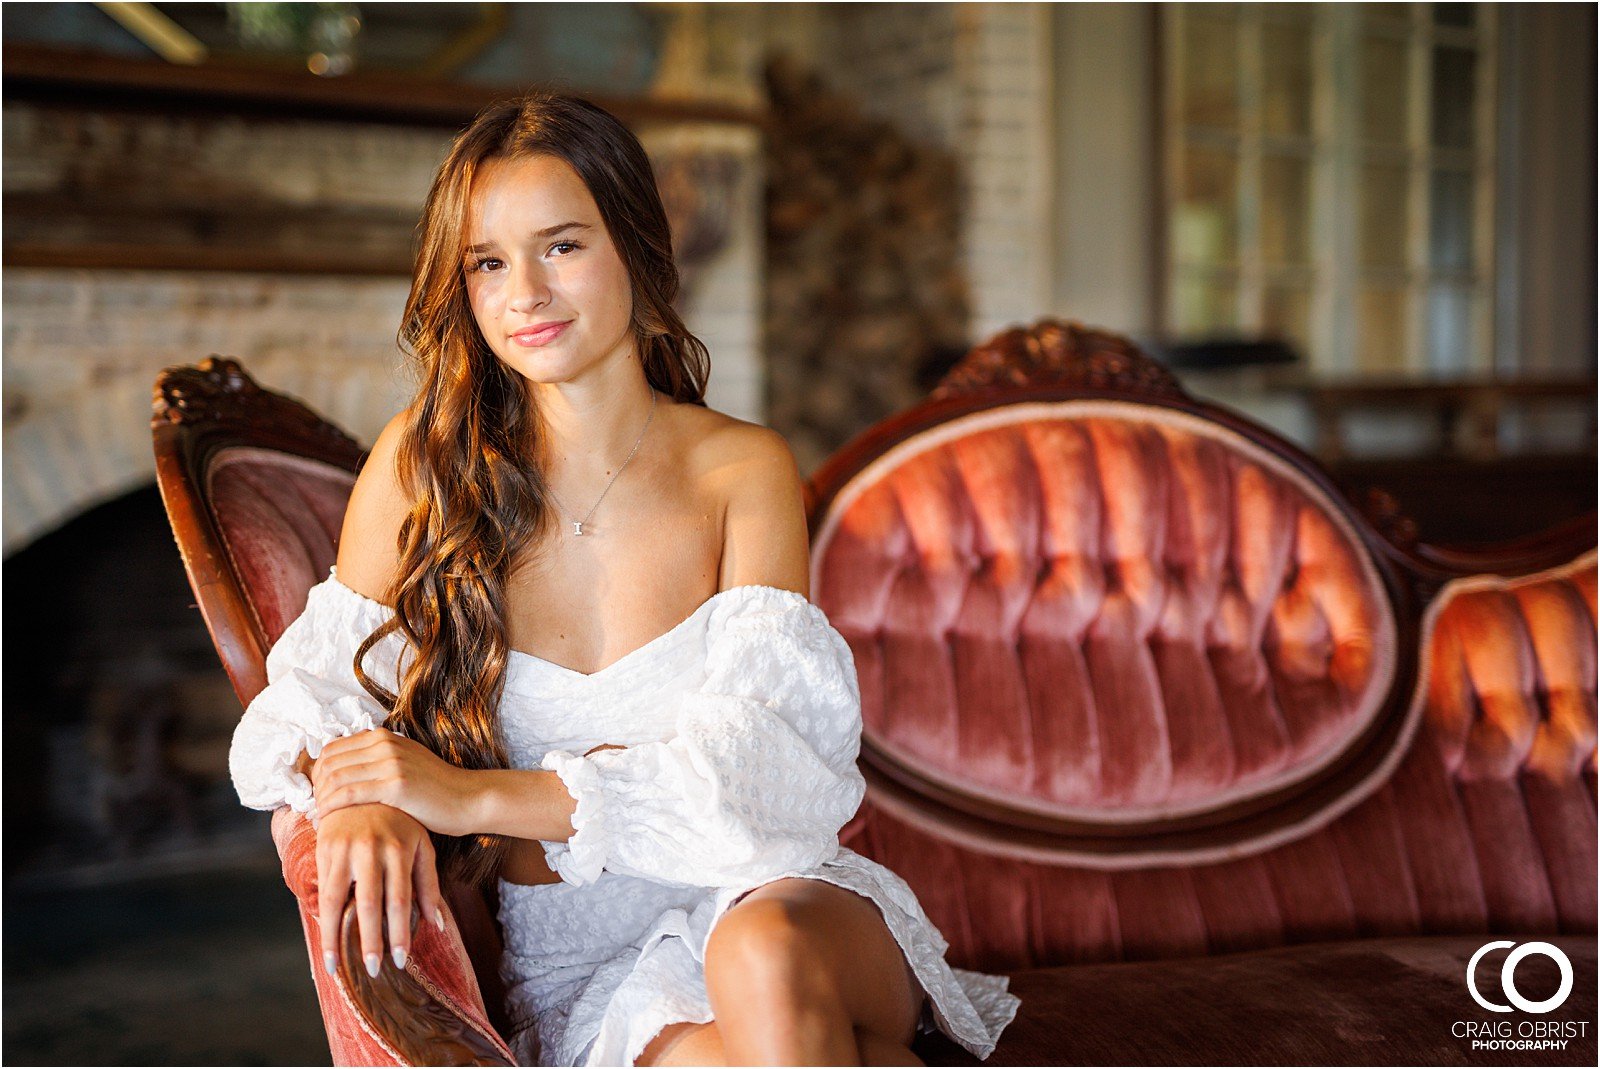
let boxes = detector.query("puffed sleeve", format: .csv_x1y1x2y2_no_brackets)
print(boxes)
538,587,867,888
228,565,410,814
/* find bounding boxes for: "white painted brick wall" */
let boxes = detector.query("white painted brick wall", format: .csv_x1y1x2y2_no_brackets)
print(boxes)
802,2,1057,345
640,122,766,424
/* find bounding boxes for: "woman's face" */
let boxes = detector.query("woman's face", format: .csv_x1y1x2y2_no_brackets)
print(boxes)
461,154,636,385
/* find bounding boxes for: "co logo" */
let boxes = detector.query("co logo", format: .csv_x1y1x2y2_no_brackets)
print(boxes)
1467,941,1573,1013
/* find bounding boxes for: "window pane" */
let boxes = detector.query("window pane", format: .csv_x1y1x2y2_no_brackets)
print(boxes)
1174,273,1239,335
1175,142,1238,266
1182,15,1239,128
1429,169,1474,273
1427,284,1473,374
1433,3,1474,29
1263,22,1313,139
1358,286,1410,373
1361,36,1410,145
1262,155,1311,266
1263,283,1311,353
1360,164,1411,269
1432,46,1476,151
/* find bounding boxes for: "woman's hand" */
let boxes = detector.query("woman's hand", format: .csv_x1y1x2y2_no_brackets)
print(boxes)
312,728,481,836
314,802,446,979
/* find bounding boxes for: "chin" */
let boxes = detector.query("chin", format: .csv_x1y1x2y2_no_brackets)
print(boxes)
496,347,590,385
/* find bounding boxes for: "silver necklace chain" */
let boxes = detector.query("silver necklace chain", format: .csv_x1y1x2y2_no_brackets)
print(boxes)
547,389,657,536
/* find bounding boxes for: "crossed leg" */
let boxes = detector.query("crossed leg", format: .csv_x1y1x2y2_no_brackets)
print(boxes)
635,877,927,1066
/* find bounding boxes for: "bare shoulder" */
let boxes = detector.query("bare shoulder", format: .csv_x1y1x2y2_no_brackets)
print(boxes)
682,406,801,480
333,407,415,605
672,404,809,596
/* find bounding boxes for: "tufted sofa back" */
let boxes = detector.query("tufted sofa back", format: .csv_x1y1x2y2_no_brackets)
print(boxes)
812,321,1597,972
814,400,1398,825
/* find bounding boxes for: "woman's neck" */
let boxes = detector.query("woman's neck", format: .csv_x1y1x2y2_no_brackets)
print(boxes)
532,361,659,478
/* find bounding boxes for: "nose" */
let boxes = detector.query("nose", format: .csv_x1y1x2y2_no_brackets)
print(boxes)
506,257,551,314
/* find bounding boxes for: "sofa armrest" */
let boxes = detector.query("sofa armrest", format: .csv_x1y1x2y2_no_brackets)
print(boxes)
1419,546,1597,780
270,807,518,1066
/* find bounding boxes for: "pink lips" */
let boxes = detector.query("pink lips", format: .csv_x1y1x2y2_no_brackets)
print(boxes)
510,320,572,346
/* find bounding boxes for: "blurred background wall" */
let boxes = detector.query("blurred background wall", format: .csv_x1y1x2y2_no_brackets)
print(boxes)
2,3,1593,1063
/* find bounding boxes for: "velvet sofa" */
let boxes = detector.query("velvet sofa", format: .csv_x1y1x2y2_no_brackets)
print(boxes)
153,320,1596,1065
810,321,1597,1064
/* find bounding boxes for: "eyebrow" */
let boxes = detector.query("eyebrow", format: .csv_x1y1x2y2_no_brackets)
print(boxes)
464,221,592,256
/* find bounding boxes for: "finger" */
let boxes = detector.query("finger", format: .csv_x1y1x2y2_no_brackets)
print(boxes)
318,847,352,980
314,756,394,794
318,730,387,762
354,849,386,980
413,835,447,935
315,781,388,820
320,729,399,768
385,844,414,970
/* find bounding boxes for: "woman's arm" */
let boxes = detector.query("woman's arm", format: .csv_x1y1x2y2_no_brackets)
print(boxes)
310,737,626,840
471,768,580,840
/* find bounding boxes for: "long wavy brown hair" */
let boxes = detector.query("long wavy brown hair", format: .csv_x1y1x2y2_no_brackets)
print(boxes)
349,91,710,889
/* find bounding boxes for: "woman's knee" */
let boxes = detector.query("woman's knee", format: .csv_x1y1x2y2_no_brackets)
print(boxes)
704,895,841,1007
635,1020,725,1066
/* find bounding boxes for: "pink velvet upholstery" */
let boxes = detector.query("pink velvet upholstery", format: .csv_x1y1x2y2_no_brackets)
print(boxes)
815,403,1397,821
207,447,357,639
273,807,515,1066
821,400,1597,983
912,934,1598,1066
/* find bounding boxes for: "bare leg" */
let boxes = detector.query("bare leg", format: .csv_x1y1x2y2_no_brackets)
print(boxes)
701,877,925,1065
857,1027,926,1066
636,1020,726,1066
635,1020,923,1067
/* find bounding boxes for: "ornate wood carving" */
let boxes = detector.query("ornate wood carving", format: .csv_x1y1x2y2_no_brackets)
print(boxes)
930,318,1186,401
1359,487,1422,551
152,355,361,452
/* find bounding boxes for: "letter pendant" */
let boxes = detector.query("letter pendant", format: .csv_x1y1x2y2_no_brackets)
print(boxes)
572,521,586,536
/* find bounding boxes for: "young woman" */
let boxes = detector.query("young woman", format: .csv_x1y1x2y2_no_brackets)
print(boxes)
230,92,1019,1067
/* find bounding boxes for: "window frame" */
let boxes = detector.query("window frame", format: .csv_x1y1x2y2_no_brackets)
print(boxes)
1159,2,1500,379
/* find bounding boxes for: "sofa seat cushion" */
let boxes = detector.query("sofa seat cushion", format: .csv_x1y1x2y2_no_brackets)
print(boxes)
912,934,1596,1066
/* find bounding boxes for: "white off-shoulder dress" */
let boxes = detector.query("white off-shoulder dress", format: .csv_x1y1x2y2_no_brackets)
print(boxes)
230,565,1021,1067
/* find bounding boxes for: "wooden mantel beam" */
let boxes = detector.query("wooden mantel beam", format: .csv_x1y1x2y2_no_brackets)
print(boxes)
1,42,767,130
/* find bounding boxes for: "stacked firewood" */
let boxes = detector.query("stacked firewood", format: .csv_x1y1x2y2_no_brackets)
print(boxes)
762,55,969,472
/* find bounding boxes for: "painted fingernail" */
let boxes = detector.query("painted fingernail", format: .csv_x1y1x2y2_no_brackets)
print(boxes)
323,951,337,977
392,946,407,969
434,907,446,932
365,952,380,978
